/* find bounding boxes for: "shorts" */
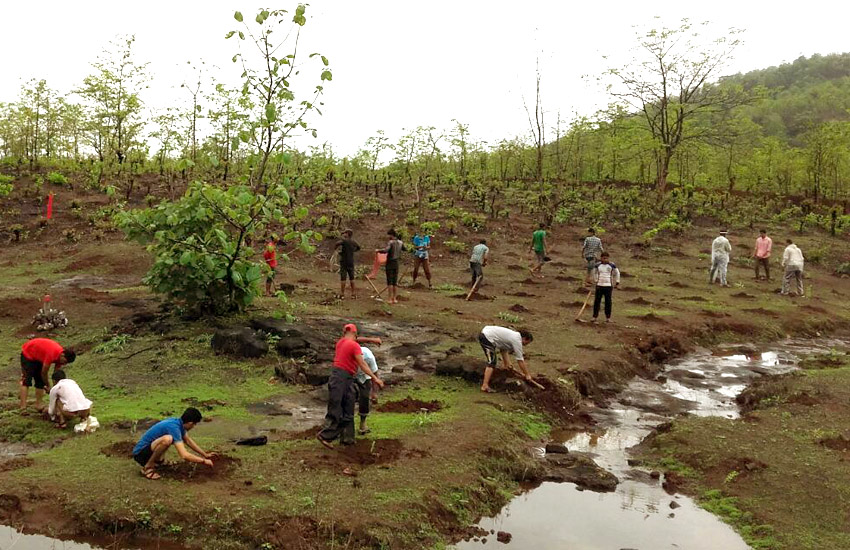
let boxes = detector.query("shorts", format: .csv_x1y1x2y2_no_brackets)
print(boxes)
340,264,355,281
535,251,546,264
266,267,277,282
385,260,399,286
20,354,46,389
586,256,599,272
478,332,498,367
133,446,153,467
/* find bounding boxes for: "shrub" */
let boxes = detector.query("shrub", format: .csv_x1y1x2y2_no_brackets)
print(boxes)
0,182,12,197
835,262,850,276
443,239,466,254
47,172,68,186
420,221,440,235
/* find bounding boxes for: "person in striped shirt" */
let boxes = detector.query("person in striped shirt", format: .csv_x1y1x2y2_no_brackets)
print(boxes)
592,252,620,323
582,228,603,286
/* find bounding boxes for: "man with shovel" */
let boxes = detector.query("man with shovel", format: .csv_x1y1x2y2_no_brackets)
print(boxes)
478,325,534,393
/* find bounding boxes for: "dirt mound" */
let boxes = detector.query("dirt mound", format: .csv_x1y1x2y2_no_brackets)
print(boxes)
279,425,324,441
701,310,730,318
65,255,108,272
408,282,428,289
820,435,850,451
389,342,429,358
257,516,321,549
556,275,579,282
731,292,755,299
101,441,136,458
800,304,828,314
670,281,689,288
507,265,526,271
630,313,668,324
742,307,778,317
509,304,530,313
159,455,240,481
0,493,22,522
636,335,687,363
452,293,494,301
377,397,442,413
0,457,33,473
297,278,313,284
311,439,404,467
627,297,652,305
519,278,539,284
682,295,707,302
368,308,393,317
574,344,603,351
0,296,37,319
518,375,581,418
506,291,536,297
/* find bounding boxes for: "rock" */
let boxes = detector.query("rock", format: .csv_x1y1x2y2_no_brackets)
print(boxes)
211,328,268,358
650,470,661,479
435,355,481,381
412,357,436,372
496,531,512,544
650,346,669,362
381,371,415,386
278,283,296,294
250,317,297,337
545,443,569,455
541,453,618,492
276,337,314,359
301,364,330,386
391,366,405,373
670,500,681,509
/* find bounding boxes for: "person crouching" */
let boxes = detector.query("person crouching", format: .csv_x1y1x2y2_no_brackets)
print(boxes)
48,370,92,429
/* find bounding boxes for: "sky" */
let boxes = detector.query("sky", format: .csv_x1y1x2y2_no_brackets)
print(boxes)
1,1,848,158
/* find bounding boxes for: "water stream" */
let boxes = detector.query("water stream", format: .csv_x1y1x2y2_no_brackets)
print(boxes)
455,339,848,550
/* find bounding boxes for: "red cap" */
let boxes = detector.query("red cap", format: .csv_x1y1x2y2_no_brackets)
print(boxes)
343,323,358,333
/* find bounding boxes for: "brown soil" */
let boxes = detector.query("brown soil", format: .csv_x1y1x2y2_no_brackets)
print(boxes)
519,278,539,284
509,304,530,313
377,397,442,413
701,310,731,318
453,293,494,301
560,301,584,308
368,308,393,317
732,292,755,299
670,281,689,288
682,295,708,302
627,297,653,305
800,304,828,314
302,438,405,468
819,435,850,451
0,457,34,473
100,441,240,481
279,424,324,441
507,265,525,271
65,254,108,271
742,307,779,317
0,296,38,319
101,440,136,458
630,313,668,324
556,275,579,282
505,291,536,297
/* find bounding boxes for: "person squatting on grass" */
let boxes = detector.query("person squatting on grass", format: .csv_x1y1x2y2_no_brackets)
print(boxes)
469,239,490,287
592,252,620,323
753,229,773,281
356,346,380,435
412,231,433,288
317,324,384,449
530,223,548,278
582,228,603,286
709,229,732,286
20,338,76,414
132,407,216,481
781,239,805,297
478,325,533,393
379,229,404,304
48,370,92,429
335,229,361,299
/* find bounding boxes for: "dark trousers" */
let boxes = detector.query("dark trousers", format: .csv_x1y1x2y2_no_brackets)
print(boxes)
319,368,356,444
755,257,770,280
355,379,372,419
593,286,613,319
470,262,483,285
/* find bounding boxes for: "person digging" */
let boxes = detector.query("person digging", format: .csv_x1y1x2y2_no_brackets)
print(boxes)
48,369,92,429
317,324,385,449
132,407,216,481
478,325,534,393
19,337,76,415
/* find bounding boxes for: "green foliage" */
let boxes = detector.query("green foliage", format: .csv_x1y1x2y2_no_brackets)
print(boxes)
420,221,440,235
118,180,316,314
443,239,465,254
642,214,691,242
0,174,13,196
497,311,522,324
93,333,132,354
47,171,68,186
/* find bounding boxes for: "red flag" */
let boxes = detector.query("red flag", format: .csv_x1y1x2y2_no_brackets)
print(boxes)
46,193,54,220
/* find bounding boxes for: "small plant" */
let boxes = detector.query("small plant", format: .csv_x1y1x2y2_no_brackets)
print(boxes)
497,311,522,324
273,291,304,323
265,331,281,347
420,220,440,236
443,239,465,254
70,199,82,210
135,510,152,528
63,229,78,242
413,411,435,428
0,175,13,197
724,470,740,484
47,172,68,186
93,334,132,354
145,195,157,207
10,224,25,242
166,524,183,535
835,262,850,277
434,283,463,292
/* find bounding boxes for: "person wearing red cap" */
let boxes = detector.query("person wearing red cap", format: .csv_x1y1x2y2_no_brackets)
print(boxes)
317,323,384,448
19,338,76,414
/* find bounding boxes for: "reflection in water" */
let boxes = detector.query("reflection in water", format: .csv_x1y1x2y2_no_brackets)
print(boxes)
0,525,98,549
456,339,849,550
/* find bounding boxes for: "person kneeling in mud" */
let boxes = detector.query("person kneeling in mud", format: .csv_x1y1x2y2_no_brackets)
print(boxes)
478,325,533,393
48,370,92,429
132,407,216,480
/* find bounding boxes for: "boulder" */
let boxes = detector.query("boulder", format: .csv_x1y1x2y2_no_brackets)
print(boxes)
301,364,330,386
250,317,298,337
545,443,569,455
541,453,619,492
276,337,316,360
435,355,483,381
211,328,268,358
381,371,415,386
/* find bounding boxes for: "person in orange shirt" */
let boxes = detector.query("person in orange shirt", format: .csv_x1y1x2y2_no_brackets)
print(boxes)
263,235,278,297
753,229,773,281
20,338,76,414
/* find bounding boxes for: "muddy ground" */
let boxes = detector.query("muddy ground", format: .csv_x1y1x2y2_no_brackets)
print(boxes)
0,176,849,548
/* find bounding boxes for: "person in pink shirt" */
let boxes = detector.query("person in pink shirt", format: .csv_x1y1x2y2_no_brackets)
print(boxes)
753,229,773,281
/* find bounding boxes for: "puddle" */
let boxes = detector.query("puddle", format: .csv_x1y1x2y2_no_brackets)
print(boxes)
0,526,98,549
456,338,849,550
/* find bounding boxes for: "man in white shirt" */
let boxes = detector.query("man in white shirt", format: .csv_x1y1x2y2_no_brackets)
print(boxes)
48,370,92,429
356,346,379,435
781,239,805,297
709,229,732,287
592,252,621,323
478,325,533,393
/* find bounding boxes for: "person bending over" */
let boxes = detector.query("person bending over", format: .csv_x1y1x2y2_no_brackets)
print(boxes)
48,370,92,429
20,338,76,414
477,325,533,393
132,407,216,480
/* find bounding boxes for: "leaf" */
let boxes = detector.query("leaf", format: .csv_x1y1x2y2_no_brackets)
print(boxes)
265,103,277,123
225,31,235,39
321,70,333,81
321,55,329,66
238,31,245,40
234,11,243,22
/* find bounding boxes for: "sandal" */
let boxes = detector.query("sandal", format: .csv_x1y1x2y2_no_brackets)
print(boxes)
316,434,334,450
358,428,371,435
480,387,496,393
54,422,67,429
141,468,161,480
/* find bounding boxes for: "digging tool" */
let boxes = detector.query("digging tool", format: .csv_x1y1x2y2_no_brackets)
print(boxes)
364,275,382,298
508,367,545,389
466,276,483,301
574,285,595,322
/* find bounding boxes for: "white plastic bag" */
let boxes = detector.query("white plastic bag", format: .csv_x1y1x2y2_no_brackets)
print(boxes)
74,416,100,434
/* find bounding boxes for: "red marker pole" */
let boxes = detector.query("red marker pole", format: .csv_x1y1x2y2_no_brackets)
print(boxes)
46,193,54,220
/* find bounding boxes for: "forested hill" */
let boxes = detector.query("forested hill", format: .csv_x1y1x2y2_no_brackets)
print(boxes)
723,53,850,141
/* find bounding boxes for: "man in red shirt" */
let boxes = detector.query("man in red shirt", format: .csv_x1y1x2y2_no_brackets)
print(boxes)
263,236,279,297
20,338,76,414
317,324,384,448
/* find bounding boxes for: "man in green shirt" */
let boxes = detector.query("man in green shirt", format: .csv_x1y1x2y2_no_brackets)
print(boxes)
530,223,548,278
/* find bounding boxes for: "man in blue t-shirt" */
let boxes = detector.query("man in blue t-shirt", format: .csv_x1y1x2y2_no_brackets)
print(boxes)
412,232,433,288
132,407,216,480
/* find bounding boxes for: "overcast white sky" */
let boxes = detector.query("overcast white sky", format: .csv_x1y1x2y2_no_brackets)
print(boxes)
1,1,847,157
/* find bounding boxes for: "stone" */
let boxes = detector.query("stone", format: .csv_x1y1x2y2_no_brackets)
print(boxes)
541,453,619,492
275,336,314,358
496,531,512,544
391,366,405,373
670,500,681,509
301,364,330,386
278,282,296,294
545,443,569,455
211,328,268,358
250,317,298,337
